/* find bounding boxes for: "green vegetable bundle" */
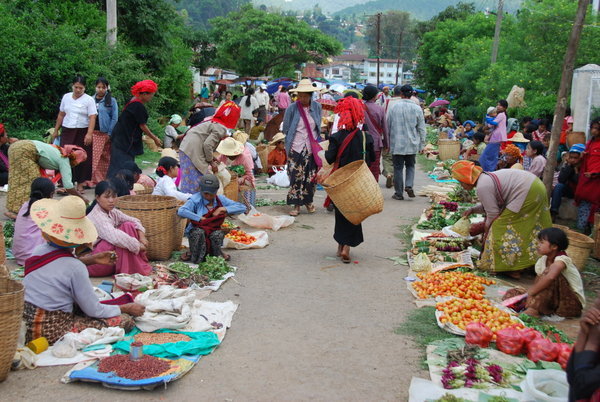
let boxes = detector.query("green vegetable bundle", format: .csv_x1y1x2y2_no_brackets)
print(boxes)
170,256,233,281
229,165,246,176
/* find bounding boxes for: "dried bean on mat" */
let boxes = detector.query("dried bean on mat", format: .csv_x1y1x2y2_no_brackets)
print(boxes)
98,355,171,380
134,333,191,345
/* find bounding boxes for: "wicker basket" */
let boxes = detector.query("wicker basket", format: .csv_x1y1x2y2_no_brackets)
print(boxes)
173,200,187,251
224,172,239,201
438,139,460,161
0,276,24,382
257,144,275,173
323,160,384,225
566,131,586,148
116,195,180,261
0,221,5,265
552,224,570,233
135,186,154,196
593,213,600,259
566,230,594,271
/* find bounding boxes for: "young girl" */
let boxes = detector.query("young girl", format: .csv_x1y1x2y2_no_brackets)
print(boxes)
526,140,547,177
463,132,486,161
177,174,246,263
267,132,287,175
86,181,152,277
519,228,585,318
163,114,183,149
13,178,55,265
152,156,191,201
91,77,118,185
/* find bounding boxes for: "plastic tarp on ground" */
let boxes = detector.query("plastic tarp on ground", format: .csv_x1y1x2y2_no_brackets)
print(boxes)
112,328,220,358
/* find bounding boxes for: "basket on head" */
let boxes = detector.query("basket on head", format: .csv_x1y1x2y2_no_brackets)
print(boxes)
566,230,594,271
0,277,24,381
116,195,181,260
438,139,460,161
224,172,239,201
323,160,384,225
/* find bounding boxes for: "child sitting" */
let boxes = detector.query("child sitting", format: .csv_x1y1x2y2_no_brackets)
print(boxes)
526,140,547,177
267,132,287,176
462,132,486,162
86,181,152,277
152,156,191,201
518,228,585,318
177,174,246,263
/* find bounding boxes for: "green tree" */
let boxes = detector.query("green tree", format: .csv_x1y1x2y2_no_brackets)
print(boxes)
210,5,342,77
365,11,416,60
169,0,250,28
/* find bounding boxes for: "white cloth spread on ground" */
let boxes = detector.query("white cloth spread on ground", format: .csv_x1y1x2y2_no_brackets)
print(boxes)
134,286,196,332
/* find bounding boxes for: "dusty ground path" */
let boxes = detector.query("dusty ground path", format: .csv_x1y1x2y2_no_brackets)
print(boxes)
1,167,433,401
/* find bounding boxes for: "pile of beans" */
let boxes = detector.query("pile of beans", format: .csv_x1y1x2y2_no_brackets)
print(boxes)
98,355,171,380
134,333,191,345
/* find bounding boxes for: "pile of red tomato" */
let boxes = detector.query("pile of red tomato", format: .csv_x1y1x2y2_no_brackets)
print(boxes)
414,271,496,300
225,229,257,245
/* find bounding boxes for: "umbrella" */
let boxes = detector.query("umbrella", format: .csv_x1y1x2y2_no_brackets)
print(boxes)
317,98,337,112
429,99,450,108
329,83,347,93
215,79,234,85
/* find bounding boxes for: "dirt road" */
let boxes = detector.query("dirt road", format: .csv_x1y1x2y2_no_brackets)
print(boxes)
1,168,432,401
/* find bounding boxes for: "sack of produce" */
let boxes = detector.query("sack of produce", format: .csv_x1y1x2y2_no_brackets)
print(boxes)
519,327,543,353
239,207,294,231
223,230,269,249
556,343,573,369
412,253,432,272
451,217,471,237
527,338,559,362
495,326,524,355
465,322,493,348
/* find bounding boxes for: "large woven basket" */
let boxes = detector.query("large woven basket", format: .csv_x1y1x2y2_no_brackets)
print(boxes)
116,195,180,260
224,172,239,201
0,276,24,381
566,131,586,148
257,144,275,173
566,230,594,271
135,186,154,196
438,139,460,161
173,200,187,251
323,160,384,225
0,221,5,265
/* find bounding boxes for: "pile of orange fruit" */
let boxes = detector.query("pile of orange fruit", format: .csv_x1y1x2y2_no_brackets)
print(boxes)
412,271,495,300
225,229,257,245
436,298,524,333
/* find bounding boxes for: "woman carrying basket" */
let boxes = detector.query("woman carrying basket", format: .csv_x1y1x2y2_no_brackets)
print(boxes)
324,97,375,263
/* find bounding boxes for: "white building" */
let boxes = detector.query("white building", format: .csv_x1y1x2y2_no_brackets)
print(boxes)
363,58,405,85
321,64,352,81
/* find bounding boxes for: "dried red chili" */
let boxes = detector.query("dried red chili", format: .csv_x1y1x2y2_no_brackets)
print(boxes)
98,355,170,380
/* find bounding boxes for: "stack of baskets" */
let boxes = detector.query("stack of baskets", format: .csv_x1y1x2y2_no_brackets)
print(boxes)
438,139,460,160
224,172,239,202
323,160,383,225
0,222,24,382
116,195,184,260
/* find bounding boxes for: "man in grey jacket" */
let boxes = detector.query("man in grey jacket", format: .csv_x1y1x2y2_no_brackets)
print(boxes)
386,85,426,200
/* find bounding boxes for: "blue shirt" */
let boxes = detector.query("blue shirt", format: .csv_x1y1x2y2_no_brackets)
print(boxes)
95,95,118,135
178,193,246,234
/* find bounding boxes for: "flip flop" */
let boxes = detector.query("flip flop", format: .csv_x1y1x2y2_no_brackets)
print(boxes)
306,204,316,213
341,254,351,264
289,209,300,216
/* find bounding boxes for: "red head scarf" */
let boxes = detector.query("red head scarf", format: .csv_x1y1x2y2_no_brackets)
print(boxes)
211,101,241,129
60,145,87,166
502,144,523,162
131,80,158,97
0,123,4,135
451,160,482,185
334,96,365,131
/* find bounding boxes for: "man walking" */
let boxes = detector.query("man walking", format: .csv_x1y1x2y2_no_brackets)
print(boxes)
386,85,426,200
255,85,270,123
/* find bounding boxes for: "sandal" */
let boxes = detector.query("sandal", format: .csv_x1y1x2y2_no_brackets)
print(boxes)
306,204,316,214
289,208,300,216
222,253,231,261
180,252,191,262
340,245,351,264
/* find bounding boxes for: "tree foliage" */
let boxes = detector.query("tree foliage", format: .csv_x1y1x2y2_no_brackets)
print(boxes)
210,5,342,77
365,11,417,60
414,0,600,120
169,0,250,29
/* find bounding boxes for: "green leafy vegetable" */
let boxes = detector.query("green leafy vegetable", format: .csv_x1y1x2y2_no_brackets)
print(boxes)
229,165,246,176
3,220,14,249
169,256,233,281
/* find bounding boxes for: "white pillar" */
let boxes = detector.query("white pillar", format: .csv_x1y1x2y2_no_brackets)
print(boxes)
106,0,117,47
571,64,600,138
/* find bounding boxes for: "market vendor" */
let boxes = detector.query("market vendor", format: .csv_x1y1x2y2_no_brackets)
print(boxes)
452,160,552,277
23,195,145,344
178,100,240,194
177,174,246,263
217,137,256,208
5,140,89,219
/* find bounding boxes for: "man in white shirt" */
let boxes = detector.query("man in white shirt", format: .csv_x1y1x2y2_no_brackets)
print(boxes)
254,86,270,122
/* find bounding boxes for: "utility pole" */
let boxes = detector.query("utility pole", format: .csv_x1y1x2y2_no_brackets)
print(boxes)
394,31,404,86
376,13,381,87
106,0,117,47
542,0,589,196
490,0,504,64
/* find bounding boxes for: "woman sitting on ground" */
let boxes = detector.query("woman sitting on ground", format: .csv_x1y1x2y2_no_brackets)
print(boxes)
152,156,191,201
178,174,246,263
13,178,56,266
23,195,145,344
267,132,287,176
497,144,524,170
86,181,152,277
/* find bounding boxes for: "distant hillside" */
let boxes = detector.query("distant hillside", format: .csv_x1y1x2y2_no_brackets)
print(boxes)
252,0,374,14
334,0,522,19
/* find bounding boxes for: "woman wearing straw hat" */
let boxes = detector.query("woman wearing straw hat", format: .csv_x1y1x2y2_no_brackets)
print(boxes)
5,140,89,219
217,137,256,207
324,97,375,263
451,160,551,278
22,196,145,344
233,130,262,173
179,101,241,194
282,79,323,216
267,132,287,176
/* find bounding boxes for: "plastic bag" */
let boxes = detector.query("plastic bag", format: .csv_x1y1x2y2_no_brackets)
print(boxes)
115,273,153,292
412,253,432,272
527,338,559,362
223,230,269,249
520,327,543,353
238,207,295,231
465,322,493,348
521,369,568,402
495,327,524,355
556,342,572,369
266,166,290,187
216,162,231,194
